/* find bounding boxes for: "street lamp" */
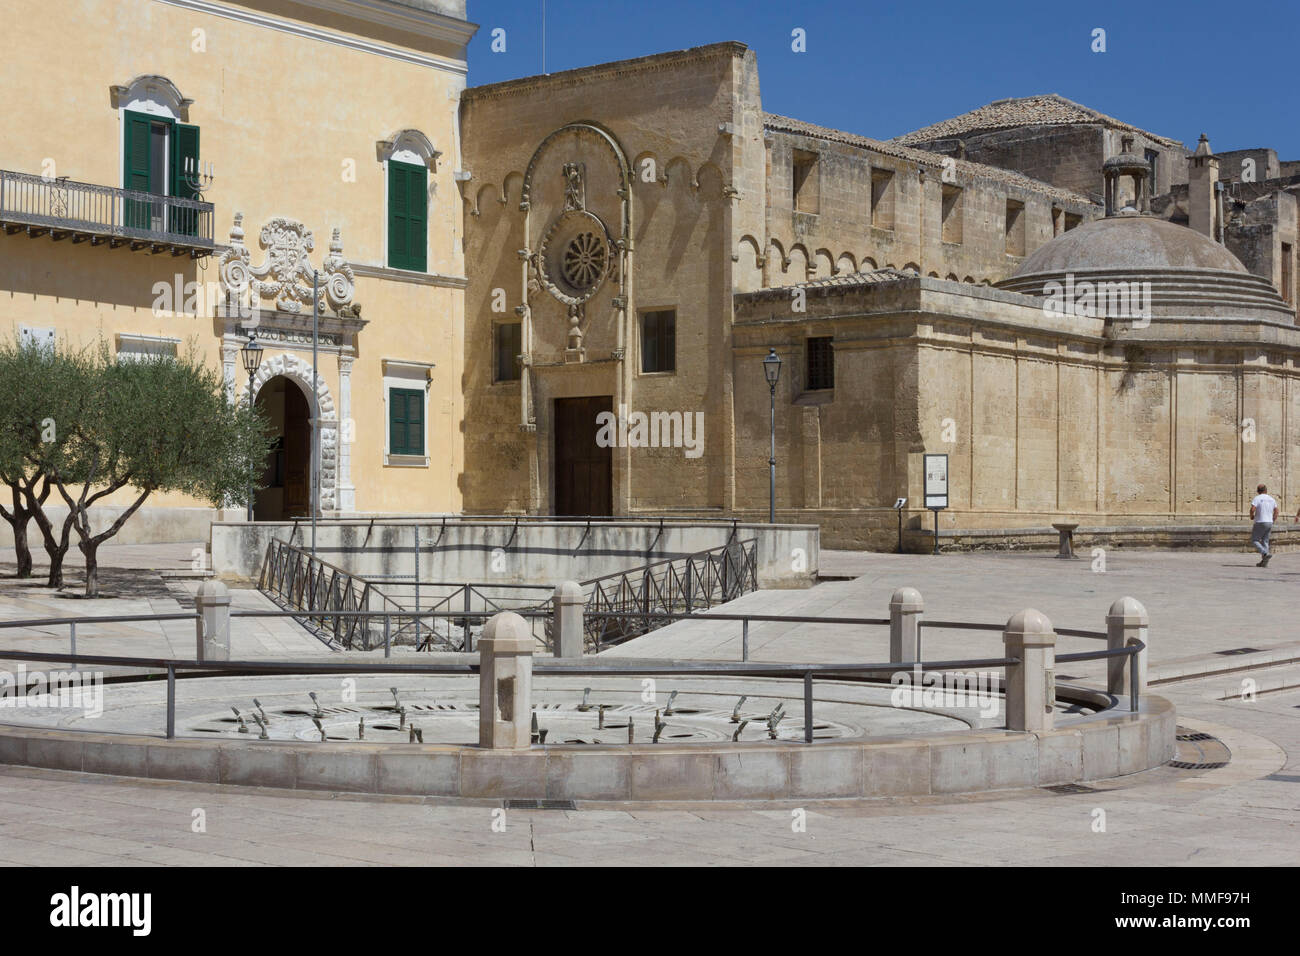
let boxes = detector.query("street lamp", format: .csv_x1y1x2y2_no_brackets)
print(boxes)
240,330,263,522
763,347,782,524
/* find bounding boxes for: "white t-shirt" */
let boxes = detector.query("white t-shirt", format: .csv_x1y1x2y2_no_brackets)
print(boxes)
1252,494,1278,524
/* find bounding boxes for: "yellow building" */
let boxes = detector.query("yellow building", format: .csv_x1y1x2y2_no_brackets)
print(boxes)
0,0,474,541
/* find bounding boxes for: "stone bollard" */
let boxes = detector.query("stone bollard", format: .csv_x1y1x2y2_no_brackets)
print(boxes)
1106,596,1148,700
195,580,231,661
552,580,585,658
478,611,533,749
889,587,923,663
1002,609,1056,732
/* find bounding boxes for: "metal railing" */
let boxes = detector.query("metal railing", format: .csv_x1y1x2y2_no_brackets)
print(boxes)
258,539,553,652
574,538,758,650
0,168,214,251
0,606,1144,744
262,534,759,654
372,582,555,652
258,538,420,651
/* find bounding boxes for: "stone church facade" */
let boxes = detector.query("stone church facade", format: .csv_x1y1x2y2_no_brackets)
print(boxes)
459,42,1300,549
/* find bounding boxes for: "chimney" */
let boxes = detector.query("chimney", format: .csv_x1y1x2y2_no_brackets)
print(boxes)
1189,133,1220,240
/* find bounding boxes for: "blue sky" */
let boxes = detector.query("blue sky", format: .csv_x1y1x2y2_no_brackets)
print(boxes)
466,0,1300,158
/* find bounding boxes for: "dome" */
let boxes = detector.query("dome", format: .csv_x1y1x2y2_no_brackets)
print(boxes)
1013,216,1249,276
997,215,1293,324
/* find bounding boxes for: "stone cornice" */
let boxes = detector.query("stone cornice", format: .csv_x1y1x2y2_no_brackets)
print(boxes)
152,0,471,74
462,41,749,102
284,0,478,45
350,262,468,288
217,304,368,338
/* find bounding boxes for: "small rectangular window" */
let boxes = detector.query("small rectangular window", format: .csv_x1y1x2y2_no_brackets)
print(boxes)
871,168,895,230
641,309,676,373
806,336,834,391
1145,149,1159,193
494,322,521,382
1005,199,1026,256
941,185,963,243
1282,242,1294,305
389,387,425,456
1064,212,1082,232
792,149,818,214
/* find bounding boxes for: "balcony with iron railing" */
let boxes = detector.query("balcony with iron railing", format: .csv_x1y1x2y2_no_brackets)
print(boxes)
0,168,214,256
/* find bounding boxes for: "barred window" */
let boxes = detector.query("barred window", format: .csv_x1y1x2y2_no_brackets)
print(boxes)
641,309,676,373
807,336,834,391
494,322,521,382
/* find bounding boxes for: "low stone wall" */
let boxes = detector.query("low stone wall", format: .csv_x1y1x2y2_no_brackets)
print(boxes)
209,518,820,589
903,523,1296,554
0,504,217,547
0,694,1175,801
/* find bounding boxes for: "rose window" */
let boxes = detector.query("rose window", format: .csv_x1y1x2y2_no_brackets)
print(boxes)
562,232,608,292
539,210,612,305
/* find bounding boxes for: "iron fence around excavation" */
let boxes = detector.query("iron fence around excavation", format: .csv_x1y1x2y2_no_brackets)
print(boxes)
258,535,759,653
571,538,758,651
258,538,377,650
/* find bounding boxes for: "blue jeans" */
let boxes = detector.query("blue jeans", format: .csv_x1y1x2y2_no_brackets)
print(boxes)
1251,522,1273,557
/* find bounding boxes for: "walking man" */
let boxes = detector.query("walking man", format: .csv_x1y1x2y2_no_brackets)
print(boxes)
1250,483,1279,567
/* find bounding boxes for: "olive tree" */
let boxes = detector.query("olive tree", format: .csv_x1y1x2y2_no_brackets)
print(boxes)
0,341,96,585
1,339,269,596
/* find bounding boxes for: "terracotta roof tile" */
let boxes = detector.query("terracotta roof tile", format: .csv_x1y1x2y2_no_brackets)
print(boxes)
892,94,1182,148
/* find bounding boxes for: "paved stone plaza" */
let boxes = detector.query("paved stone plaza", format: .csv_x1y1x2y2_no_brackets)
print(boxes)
0,677,1291,866
610,548,1300,684
0,545,1295,865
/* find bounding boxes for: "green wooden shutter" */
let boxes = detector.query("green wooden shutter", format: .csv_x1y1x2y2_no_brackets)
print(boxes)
170,124,200,198
408,390,424,456
388,161,427,272
389,390,405,455
388,162,409,268
123,111,153,230
390,388,424,456
170,123,200,236
406,163,427,272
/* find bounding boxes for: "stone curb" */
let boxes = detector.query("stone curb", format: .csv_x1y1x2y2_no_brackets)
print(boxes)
0,695,1176,802
1149,641,1300,685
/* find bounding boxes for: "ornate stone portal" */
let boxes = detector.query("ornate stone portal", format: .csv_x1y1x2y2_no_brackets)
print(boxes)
218,214,366,515
235,352,339,513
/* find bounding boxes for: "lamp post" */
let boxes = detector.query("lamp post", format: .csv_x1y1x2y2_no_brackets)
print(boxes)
310,269,319,559
240,331,263,522
763,347,782,524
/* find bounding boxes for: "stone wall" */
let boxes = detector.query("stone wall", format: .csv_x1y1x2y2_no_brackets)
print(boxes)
904,124,1189,200
734,277,1300,549
759,129,1096,288
210,517,819,588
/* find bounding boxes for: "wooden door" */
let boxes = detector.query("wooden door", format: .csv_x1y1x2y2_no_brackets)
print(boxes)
283,384,311,516
554,396,612,516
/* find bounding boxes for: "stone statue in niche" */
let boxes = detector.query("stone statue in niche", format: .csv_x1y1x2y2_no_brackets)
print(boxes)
562,162,585,212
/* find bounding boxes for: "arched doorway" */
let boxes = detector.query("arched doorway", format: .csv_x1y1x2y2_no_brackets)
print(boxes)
253,376,311,521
